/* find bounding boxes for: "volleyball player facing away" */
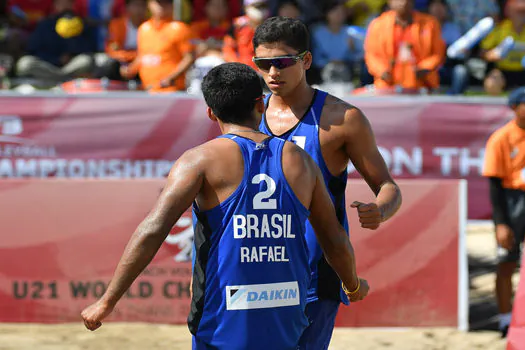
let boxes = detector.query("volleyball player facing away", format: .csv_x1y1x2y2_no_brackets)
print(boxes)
254,17,402,349
81,62,369,349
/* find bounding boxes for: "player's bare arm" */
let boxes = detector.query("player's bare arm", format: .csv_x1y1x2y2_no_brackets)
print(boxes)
322,96,402,229
81,146,207,331
282,142,369,302
305,152,369,302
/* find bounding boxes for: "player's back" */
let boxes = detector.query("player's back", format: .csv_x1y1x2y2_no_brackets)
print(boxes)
189,134,311,350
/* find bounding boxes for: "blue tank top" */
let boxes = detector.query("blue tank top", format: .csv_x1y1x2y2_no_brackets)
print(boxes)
259,90,349,304
189,135,311,349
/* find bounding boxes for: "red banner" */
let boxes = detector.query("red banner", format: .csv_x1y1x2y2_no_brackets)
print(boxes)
0,95,510,219
507,254,525,350
0,179,467,328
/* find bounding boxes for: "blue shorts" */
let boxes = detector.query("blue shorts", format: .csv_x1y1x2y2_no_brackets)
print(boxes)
297,299,340,350
192,300,339,349
192,336,215,349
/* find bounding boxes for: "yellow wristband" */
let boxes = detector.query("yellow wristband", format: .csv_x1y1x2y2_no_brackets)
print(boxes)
342,279,360,295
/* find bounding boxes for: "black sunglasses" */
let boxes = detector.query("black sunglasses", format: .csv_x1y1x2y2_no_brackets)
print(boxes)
252,51,308,71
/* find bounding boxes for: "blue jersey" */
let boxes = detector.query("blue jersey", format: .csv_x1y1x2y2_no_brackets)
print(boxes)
259,90,349,304
189,135,311,349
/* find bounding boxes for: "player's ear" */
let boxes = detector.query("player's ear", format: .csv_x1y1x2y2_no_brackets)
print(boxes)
256,96,265,114
207,107,218,122
302,51,312,70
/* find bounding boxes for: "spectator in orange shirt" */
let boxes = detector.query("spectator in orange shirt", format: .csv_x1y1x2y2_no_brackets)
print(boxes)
192,0,241,21
223,0,270,69
191,0,230,42
121,0,195,92
364,0,445,91
482,87,525,338
96,0,147,80
186,0,229,94
191,0,230,57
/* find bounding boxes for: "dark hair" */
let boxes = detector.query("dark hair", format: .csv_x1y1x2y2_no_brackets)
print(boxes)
253,16,309,53
201,63,263,124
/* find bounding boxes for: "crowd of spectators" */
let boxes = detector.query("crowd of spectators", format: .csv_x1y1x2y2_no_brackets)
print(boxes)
0,0,523,95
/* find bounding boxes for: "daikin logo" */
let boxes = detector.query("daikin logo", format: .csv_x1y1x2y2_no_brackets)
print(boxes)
226,281,299,310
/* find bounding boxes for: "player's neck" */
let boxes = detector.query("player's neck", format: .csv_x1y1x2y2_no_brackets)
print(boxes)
222,122,260,134
271,81,315,111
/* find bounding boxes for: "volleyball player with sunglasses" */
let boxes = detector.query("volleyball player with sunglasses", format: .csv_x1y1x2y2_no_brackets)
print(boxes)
254,17,403,350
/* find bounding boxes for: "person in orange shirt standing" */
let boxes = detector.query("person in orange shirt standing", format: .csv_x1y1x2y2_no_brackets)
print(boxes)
121,0,194,92
96,0,148,80
483,87,525,338
191,0,230,42
223,0,269,70
364,0,445,92
186,0,230,95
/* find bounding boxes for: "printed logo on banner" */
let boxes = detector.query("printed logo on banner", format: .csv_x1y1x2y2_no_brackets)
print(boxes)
226,281,300,310
0,115,57,164
164,214,194,262
0,116,25,143
0,114,173,178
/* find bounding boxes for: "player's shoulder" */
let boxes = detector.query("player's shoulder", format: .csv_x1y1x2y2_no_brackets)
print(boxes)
281,140,313,168
281,140,317,183
322,92,366,127
179,138,238,165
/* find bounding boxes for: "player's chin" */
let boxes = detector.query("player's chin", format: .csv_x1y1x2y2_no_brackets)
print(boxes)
267,85,288,96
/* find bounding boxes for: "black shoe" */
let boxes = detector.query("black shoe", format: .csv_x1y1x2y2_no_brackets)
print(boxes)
501,325,509,338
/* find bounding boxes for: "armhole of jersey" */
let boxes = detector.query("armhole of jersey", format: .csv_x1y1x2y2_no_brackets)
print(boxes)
275,139,310,217
312,90,336,178
260,93,272,133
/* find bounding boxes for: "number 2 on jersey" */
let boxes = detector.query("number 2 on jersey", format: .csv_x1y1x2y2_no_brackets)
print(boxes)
291,136,306,150
252,174,277,209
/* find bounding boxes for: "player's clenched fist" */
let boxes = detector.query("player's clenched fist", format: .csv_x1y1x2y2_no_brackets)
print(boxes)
81,300,114,331
343,278,370,302
351,201,383,230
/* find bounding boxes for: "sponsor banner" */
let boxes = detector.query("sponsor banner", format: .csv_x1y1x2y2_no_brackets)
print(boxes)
507,254,525,350
0,179,193,323
0,95,509,219
352,98,510,220
336,179,466,328
0,178,465,328
0,95,220,179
